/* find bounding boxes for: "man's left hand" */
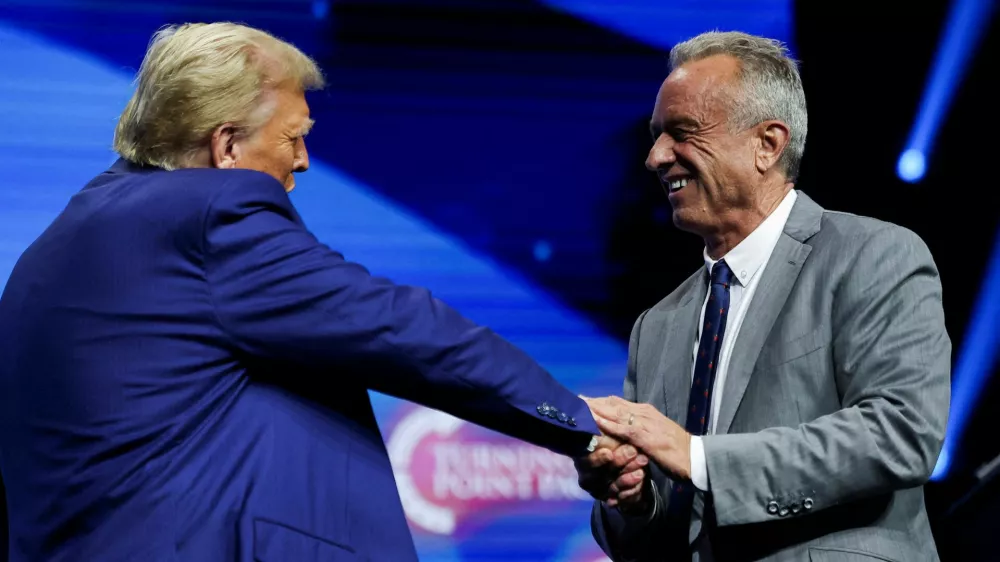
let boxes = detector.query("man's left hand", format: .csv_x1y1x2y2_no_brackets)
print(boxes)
585,396,693,482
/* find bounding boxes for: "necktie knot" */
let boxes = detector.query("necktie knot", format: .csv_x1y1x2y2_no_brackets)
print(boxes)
711,260,733,286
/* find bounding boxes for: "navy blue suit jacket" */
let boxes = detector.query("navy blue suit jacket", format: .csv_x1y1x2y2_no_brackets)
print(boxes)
0,160,600,562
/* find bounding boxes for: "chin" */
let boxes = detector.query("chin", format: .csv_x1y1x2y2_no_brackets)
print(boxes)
671,209,704,234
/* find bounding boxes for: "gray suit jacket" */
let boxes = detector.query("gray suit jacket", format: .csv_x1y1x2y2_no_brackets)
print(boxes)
591,192,950,562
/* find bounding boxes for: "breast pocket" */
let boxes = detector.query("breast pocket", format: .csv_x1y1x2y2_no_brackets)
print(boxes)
254,519,359,562
759,326,828,367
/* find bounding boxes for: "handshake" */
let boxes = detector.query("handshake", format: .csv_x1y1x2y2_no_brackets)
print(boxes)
574,395,693,515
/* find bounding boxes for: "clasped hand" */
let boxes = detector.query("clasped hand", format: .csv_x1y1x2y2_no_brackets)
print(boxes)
574,396,692,512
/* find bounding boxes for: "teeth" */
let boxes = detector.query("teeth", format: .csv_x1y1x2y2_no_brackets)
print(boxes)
668,178,689,191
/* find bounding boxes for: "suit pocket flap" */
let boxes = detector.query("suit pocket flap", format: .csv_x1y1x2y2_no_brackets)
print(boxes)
254,519,357,562
809,546,900,562
761,327,827,366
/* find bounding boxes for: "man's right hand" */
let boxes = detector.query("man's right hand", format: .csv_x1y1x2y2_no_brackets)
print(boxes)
574,434,650,511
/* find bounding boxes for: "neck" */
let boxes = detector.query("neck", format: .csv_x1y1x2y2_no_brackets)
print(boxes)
703,182,793,259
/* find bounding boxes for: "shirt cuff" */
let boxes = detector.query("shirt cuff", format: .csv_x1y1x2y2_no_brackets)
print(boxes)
646,480,660,521
690,435,710,491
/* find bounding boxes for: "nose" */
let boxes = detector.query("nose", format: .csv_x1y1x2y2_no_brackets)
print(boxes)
293,137,309,173
645,134,676,172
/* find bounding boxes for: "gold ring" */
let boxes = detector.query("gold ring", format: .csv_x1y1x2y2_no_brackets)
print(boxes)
628,413,635,426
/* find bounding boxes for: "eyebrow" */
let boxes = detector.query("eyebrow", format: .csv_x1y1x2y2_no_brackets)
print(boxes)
299,118,315,136
649,117,699,136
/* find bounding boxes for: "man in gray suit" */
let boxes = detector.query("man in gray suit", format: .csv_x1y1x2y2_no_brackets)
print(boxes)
574,31,951,561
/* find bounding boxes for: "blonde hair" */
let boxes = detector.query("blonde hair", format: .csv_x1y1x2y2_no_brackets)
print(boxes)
113,22,325,170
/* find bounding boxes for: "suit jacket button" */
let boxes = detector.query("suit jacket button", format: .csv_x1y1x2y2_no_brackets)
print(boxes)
766,501,778,515
537,404,547,415
557,412,569,423
778,506,790,517
803,498,814,510
547,410,557,419
790,502,801,514
568,417,577,426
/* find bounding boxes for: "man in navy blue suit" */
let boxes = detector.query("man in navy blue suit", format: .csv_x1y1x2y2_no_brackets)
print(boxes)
0,22,643,562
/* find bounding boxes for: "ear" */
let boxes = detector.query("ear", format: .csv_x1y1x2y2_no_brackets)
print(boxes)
755,120,791,174
209,123,242,169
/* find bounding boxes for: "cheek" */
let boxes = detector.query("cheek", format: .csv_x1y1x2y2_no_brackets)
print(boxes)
258,144,295,176
695,143,745,181
675,145,713,180
281,143,299,170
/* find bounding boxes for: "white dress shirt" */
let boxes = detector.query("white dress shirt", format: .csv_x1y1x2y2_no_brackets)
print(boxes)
689,189,797,490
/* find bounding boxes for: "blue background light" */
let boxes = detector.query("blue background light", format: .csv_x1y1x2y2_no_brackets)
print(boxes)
897,148,926,183
896,0,995,182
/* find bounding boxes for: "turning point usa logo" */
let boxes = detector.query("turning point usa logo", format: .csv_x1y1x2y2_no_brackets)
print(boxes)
385,406,590,535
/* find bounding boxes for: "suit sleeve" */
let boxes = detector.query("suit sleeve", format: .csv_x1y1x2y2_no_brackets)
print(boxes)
702,226,951,526
591,309,679,561
201,172,599,457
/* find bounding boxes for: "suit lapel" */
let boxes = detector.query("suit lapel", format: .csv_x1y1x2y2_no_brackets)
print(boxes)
658,275,708,422
714,191,824,434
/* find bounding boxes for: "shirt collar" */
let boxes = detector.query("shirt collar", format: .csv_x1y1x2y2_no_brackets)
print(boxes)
703,190,798,287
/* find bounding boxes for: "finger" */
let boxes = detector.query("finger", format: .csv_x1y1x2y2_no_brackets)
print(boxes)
595,434,621,451
619,454,648,473
612,443,637,467
588,398,624,423
597,395,633,414
588,446,614,468
575,447,615,473
583,394,618,404
604,395,631,406
617,482,644,502
614,469,645,491
604,396,639,425
594,415,634,443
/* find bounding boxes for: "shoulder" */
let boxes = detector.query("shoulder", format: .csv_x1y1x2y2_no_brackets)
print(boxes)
166,168,290,208
807,209,940,313
127,167,299,254
142,166,298,232
106,165,288,214
815,209,924,246
169,168,299,224
811,208,934,268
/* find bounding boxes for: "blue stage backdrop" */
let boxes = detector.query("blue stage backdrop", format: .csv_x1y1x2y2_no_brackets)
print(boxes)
0,2,791,560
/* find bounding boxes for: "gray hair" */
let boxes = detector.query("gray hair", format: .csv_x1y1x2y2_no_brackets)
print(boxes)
114,22,325,170
670,31,808,180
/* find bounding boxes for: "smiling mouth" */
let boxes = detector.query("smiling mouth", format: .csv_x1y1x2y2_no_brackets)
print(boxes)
666,177,690,193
